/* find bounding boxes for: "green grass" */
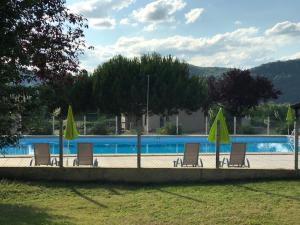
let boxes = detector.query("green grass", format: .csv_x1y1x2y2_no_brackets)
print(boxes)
0,179,299,225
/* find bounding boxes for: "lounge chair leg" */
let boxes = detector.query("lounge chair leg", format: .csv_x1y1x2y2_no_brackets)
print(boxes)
30,158,34,166
220,158,225,167
246,158,250,168
180,159,183,167
94,159,98,167
199,158,203,167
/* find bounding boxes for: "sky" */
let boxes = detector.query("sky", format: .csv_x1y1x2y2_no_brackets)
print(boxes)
66,0,300,71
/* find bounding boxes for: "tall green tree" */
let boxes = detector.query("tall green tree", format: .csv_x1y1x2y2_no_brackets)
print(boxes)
140,53,205,118
93,55,144,127
93,53,207,127
0,0,87,149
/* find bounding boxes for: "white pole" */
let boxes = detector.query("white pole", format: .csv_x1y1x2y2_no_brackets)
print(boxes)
267,116,270,135
83,115,86,135
52,116,55,135
115,116,118,135
176,115,179,135
146,75,150,134
234,116,237,135
205,116,208,135
294,120,298,170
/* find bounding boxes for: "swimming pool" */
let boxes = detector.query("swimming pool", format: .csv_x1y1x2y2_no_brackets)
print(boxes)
0,135,294,156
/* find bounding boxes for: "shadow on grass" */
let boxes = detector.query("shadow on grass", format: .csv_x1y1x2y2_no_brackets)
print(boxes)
2,177,300,192
156,188,206,203
0,204,70,225
70,187,108,208
236,184,300,202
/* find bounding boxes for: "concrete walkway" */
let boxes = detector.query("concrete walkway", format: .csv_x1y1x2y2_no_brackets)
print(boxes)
0,153,298,169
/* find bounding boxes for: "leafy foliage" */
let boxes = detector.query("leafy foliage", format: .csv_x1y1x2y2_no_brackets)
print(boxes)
93,53,207,125
0,0,87,148
211,69,281,118
156,123,182,135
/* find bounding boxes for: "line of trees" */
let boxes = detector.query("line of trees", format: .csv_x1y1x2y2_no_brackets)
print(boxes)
37,54,281,132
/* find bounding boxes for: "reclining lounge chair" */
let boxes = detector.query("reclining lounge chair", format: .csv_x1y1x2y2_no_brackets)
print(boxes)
221,143,250,168
174,143,203,167
73,143,98,167
30,143,57,166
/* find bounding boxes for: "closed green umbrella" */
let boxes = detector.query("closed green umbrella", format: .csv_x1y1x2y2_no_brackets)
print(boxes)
286,104,295,135
64,106,79,165
208,108,230,168
208,108,230,144
64,105,79,140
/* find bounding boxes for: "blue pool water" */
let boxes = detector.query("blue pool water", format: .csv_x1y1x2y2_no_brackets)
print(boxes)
0,136,294,155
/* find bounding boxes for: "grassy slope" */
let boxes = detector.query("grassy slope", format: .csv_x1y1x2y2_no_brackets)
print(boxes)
0,179,299,225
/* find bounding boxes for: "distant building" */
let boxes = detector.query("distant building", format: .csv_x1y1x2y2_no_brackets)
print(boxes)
121,109,206,134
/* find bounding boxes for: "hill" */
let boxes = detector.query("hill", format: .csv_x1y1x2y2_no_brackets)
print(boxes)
188,64,229,77
189,59,300,103
251,59,300,103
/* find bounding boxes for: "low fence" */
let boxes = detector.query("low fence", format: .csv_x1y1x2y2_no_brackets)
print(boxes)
19,114,292,136
0,135,299,171
0,167,299,183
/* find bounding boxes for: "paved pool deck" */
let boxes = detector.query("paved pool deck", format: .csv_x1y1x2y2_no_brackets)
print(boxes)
0,153,298,169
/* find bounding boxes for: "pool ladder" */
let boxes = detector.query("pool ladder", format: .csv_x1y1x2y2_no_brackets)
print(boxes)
288,129,300,150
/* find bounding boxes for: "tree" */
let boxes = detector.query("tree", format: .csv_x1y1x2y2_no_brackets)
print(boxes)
93,55,143,128
140,53,205,119
214,69,281,121
92,53,207,129
0,0,87,150
201,76,218,116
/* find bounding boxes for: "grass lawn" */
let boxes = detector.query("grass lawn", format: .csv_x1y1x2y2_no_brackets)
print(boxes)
0,179,299,225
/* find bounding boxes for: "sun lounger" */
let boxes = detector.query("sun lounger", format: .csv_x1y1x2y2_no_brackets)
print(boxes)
73,143,98,166
174,143,203,167
30,143,57,166
221,143,250,167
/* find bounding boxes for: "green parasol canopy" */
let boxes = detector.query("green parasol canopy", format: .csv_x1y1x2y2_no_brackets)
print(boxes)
286,104,295,125
64,105,79,140
208,108,230,144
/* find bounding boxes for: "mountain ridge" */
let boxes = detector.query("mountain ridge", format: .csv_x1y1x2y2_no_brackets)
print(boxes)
189,58,300,103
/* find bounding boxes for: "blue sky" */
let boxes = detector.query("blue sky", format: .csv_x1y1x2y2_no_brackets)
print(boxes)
66,0,300,71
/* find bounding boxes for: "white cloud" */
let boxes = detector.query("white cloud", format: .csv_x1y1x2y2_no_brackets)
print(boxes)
234,20,242,26
265,21,300,36
281,52,300,60
132,0,186,24
69,0,135,17
89,18,116,29
185,8,204,24
80,21,300,70
120,18,130,25
143,24,157,32
69,0,134,30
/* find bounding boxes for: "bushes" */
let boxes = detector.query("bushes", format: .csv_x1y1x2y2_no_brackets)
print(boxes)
88,116,115,135
157,123,182,135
